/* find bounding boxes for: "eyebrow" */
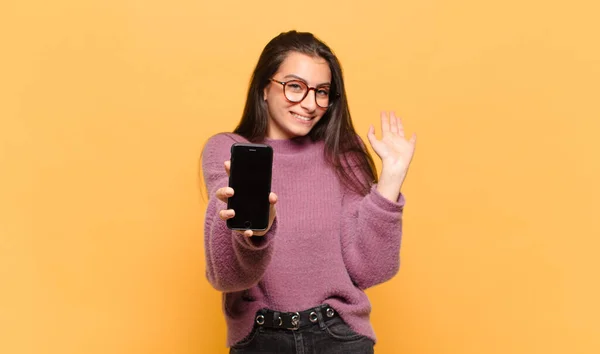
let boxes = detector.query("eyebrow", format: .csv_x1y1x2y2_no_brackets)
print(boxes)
283,74,331,87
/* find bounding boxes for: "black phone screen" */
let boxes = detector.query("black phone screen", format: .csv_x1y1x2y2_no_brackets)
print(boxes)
226,143,273,231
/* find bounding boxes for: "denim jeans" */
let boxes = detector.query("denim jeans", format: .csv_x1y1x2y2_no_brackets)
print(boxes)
229,315,375,354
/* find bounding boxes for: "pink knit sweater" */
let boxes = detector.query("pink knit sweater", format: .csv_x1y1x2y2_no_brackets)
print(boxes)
201,133,406,347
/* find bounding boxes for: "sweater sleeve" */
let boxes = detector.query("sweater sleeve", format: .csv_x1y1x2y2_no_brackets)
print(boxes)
340,165,406,290
201,133,277,292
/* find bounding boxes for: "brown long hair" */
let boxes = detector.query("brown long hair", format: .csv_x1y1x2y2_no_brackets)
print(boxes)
234,30,377,195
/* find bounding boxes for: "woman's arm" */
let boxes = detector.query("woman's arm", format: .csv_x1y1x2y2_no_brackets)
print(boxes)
201,134,278,292
340,112,416,289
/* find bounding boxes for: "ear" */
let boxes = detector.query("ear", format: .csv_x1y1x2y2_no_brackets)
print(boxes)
263,86,268,101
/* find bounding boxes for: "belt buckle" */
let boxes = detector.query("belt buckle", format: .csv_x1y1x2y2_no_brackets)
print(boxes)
286,312,300,330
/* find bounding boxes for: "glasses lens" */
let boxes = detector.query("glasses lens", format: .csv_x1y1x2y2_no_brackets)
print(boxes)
283,80,331,107
315,87,330,108
284,81,307,102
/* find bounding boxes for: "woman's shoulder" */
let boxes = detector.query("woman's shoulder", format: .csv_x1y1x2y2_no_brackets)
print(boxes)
202,133,248,164
205,132,248,147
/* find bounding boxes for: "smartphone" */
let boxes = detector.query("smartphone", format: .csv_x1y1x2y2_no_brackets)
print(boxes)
226,143,273,231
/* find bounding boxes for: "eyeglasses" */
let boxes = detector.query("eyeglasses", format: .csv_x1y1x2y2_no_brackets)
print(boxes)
269,78,334,108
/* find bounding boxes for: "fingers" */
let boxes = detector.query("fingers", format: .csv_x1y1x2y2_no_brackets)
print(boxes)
389,112,398,135
216,187,234,203
390,111,406,138
268,202,276,221
229,193,278,238
224,160,231,177
393,112,405,138
409,132,417,146
380,111,390,138
252,201,277,237
235,229,254,237
219,209,235,221
269,192,278,205
217,160,233,203
251,193,278,237
380,111,409,139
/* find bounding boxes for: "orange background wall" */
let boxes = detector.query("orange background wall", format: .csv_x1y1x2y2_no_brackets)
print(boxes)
1,1,599,353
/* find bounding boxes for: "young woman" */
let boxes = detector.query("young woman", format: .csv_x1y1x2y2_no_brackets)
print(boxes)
201,30,417,353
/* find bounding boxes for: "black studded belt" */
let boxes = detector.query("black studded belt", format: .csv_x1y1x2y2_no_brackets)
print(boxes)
254,304,338,330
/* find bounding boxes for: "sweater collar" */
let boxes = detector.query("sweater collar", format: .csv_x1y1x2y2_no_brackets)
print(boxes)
263,135,316,155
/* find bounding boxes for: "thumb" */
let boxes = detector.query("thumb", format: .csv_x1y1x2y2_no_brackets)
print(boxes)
409,133,417,149
367,125,377,147
410,133,417,144
367,125,384,158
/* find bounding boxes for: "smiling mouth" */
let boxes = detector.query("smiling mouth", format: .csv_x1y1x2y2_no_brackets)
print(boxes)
291,112,314,121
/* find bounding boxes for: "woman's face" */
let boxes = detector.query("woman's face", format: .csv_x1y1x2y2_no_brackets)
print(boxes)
263,51,332,140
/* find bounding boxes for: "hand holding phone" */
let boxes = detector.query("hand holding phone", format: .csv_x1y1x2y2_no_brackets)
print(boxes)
215,143,277,237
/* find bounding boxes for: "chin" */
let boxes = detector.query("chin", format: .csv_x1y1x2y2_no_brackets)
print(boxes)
289,126,314,138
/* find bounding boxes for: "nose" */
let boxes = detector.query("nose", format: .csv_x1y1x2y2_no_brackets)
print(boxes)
300,88,318,111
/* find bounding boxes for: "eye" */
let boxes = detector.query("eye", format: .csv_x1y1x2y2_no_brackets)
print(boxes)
316,88,330,96
287,82,305,92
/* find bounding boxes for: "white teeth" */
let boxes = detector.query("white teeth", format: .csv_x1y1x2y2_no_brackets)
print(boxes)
292,113,312,121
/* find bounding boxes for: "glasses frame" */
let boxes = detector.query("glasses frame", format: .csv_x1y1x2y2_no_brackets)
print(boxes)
269,78,338,108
